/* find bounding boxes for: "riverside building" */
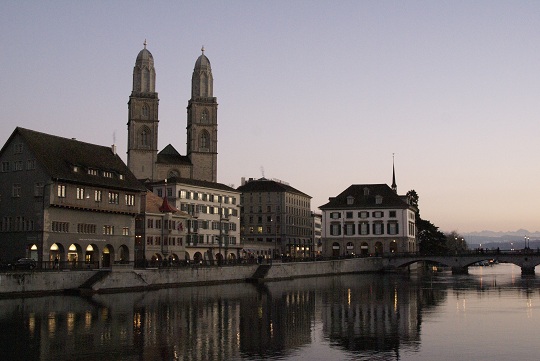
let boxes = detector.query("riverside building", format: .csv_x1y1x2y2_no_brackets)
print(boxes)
237,177,312,260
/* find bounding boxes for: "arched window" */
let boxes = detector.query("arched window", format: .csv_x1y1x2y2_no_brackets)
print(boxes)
142,104,149,118
199,130,210,150
200,109,209,124
139,126,151,147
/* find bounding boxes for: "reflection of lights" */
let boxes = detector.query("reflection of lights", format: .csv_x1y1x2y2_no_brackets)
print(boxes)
85,311,92,330
394,288,398,312
258,306,263,319
48,312,56,337
133,312,142,334
270,321,274,338
28,313,35,337
67,312,75,334
527,299,533,319
347,288,351,306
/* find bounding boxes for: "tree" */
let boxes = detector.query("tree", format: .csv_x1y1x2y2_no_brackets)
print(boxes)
417,217,447,255
406,189,419,208
445,231,468,253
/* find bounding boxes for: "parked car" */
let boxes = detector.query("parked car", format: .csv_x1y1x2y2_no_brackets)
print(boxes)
10,258,37,270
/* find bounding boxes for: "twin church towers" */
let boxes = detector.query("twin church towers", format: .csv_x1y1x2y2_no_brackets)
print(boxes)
127,41,218,183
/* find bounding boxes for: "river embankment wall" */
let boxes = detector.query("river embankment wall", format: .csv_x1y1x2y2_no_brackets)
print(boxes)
0,257,384,297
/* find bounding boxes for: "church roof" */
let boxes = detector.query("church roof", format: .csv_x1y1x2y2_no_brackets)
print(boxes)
157,145,192,165
194,48,211,70
319,184,410,210
4,127,146,192
136,40,154,64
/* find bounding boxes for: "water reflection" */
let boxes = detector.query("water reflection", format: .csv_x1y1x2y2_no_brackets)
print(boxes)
0,264,539,360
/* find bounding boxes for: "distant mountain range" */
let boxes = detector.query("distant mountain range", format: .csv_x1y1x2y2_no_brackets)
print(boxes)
459,229,540,250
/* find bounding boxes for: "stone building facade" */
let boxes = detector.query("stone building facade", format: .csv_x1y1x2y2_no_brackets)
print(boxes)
127,43,218,183
237,178,313,260
0,128,146,267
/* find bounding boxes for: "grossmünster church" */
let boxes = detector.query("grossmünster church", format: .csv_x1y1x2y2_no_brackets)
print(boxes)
127,41,218,183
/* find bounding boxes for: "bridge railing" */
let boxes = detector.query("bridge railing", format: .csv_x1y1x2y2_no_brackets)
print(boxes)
383,248,540,258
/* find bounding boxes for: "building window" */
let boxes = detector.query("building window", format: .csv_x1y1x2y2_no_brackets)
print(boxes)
373,211,383,218
14,161,23,171
347,196,354,205
1,161,9,172
125,194,135,206
373,223,384,235
26,159,36,170
34,183,44,197
57,184,66,198
167,188,173,197
388,222,399,235
88,168,98,176
103,225,114,235
95,190,102,202
375,195,383,204
157,188,163,197
77,223,96,234
52,221,69,232
346,212,353,219
330,223,341,236
76,187,85,200
147,219,154,228
108,192,119,204
122,227,129,235
330,212,341,219
358,211,369,218
345,223,355,235
359,222,370,235
14,143,23,154
147,236,153,245
12,184,21,197
389,210,396,218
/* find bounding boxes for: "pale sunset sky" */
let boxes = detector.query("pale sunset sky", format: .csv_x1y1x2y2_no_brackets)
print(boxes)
1,1,539,233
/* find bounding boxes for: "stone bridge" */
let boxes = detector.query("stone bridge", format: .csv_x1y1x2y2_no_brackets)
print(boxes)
383,251,540,275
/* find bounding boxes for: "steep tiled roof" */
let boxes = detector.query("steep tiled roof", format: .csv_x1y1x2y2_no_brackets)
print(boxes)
319,184,410,210
236,178,311,198
157,144,192,165
7,127,146,192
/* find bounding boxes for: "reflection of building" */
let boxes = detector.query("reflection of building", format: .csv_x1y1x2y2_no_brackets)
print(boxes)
237,177,312,259
312,212,322,256
0,127,146,266
127,42,218,183
321,275,421,355
319,183,417,257
148,177,241,263
135,191,190,266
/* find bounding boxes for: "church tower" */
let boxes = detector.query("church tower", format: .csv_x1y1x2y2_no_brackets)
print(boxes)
186,47,218,182
127,40,159,180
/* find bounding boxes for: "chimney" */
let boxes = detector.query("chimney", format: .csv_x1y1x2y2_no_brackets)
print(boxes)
111,144,117,155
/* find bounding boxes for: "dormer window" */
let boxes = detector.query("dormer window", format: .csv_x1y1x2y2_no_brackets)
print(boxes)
103,171,113,178
363,187,370,196
375,195,383,204
88,168,98,176
346,196,354,205
119,174,124,180
73,166,79,172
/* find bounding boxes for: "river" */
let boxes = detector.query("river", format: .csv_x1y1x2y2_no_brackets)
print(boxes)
1,263,539,360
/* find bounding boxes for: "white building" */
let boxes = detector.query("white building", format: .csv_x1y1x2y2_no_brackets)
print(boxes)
319,184,417,257
148,177,241,264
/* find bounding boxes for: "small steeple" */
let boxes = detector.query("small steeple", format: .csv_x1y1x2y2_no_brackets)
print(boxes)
391,153,397,193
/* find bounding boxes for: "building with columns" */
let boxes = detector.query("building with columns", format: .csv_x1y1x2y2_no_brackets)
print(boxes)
127,42,218,183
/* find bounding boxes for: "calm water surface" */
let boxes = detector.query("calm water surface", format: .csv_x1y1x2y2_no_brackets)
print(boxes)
1,264,539,361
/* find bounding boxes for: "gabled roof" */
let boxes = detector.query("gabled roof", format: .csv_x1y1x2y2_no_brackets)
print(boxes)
319,184,410,210
149,176,238,193
2,127,146,192
157,144,192,165
236,178,311,198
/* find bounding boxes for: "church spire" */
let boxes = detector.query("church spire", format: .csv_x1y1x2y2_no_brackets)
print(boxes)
391,153,397,193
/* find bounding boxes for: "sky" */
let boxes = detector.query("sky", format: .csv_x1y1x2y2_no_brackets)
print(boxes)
1,1,539,234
